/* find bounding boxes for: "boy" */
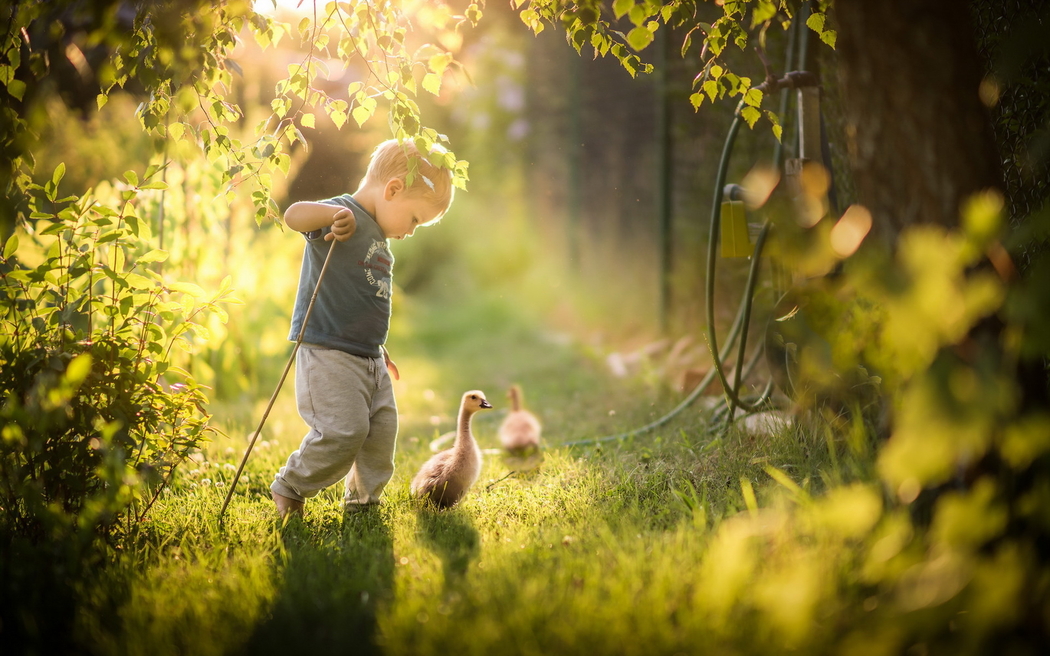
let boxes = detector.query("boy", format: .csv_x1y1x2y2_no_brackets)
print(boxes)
270,139,454,518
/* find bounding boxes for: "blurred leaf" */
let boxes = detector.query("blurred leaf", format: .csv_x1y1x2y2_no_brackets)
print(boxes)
931,478,1007,550
168,282,206,297
740,477,758,516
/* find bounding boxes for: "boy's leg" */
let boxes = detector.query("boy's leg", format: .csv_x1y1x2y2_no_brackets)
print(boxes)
344,363,398,509
271,347,374,510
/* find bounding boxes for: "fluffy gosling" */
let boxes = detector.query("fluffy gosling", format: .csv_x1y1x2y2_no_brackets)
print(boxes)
410,390,492,508
498,384,542,455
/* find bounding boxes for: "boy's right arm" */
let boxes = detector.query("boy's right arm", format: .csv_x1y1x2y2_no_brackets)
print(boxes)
284,202,356,242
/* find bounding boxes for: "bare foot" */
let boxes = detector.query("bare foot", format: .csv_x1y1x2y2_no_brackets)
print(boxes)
272,491,304,519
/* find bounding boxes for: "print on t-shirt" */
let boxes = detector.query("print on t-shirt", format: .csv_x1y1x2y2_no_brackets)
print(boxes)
361,239,393,300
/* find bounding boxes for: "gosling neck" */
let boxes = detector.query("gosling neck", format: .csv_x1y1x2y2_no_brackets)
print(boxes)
509,386,522,412
456,408,476,446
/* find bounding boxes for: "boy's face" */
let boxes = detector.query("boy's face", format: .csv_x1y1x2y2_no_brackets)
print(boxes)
376,178,443,240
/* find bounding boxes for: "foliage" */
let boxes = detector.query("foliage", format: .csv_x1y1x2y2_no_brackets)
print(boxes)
0,164,238,544
1,0,472,236
509,0,834,128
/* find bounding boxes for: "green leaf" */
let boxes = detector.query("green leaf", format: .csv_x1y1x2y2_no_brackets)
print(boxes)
741,105,761,128
97,93,108,111
52,163,66,187
168,282,206,297
628,5,647,27
137,249,169,264
751,0,778,27
765,110,783,142
428,52,453,75
702,79,719,101
352,105,372,127
301,112,316,129
5,269,31,283
626,26,654,51
124,272,154,289
3,234,17,259
6,79,25,101
65,353,93,386
689,92,704,110
612,0,634,20
422,72,442,96
806,13,826,34
744,87,763,107
124,170,140,187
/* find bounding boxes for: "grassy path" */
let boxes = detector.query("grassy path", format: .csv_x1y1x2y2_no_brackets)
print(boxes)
96,290,852,655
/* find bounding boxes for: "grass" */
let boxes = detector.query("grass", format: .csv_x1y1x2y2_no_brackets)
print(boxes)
51,281,889,656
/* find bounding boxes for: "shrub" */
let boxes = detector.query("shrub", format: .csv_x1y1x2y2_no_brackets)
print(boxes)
0,164,236,545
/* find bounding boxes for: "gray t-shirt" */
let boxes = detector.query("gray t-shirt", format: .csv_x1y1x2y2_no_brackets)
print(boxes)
287,194,393,358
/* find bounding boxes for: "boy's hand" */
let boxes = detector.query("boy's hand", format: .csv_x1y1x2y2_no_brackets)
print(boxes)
325,208,357,242
383,347,400,381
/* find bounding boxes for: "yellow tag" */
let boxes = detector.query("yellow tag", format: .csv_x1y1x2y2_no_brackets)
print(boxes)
720,199,753,258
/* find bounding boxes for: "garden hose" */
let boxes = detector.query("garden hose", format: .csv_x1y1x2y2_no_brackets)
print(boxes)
561,9,822,451
560,292,753,448
564,80,819,449
218,238,338,523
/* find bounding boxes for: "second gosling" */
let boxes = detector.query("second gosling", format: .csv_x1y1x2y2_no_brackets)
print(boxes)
411,390,492,508
498,384,542,455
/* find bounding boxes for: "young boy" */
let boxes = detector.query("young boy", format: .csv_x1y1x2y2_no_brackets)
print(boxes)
270,139,454,518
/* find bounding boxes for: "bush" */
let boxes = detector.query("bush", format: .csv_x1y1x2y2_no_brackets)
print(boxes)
0,164,236,647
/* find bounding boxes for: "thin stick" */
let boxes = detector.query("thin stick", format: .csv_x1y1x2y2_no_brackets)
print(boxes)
485,471,518,491
218,239,338,523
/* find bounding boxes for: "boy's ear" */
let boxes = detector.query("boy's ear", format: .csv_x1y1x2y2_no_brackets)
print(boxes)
384,178,404,200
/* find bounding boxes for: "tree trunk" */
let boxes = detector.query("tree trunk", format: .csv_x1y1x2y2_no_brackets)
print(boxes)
834,0,1003,243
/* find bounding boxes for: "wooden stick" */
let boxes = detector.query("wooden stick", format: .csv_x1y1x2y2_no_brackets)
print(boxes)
218,239,338,523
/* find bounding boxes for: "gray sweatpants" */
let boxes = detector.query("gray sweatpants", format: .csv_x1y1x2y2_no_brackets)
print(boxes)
270,345,398,508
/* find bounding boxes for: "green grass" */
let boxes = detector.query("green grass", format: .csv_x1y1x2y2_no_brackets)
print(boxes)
52,284,893,656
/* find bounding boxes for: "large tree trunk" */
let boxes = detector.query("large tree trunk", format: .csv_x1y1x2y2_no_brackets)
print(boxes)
834,0,1003,243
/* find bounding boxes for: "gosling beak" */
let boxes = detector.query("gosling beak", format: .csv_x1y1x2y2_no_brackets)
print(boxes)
480,400,493,409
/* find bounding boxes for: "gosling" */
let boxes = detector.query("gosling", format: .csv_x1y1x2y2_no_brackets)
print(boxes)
498,384,542,456
411,390,492,508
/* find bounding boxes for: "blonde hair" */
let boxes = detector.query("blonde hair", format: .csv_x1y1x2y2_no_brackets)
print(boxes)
359,138,454,217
